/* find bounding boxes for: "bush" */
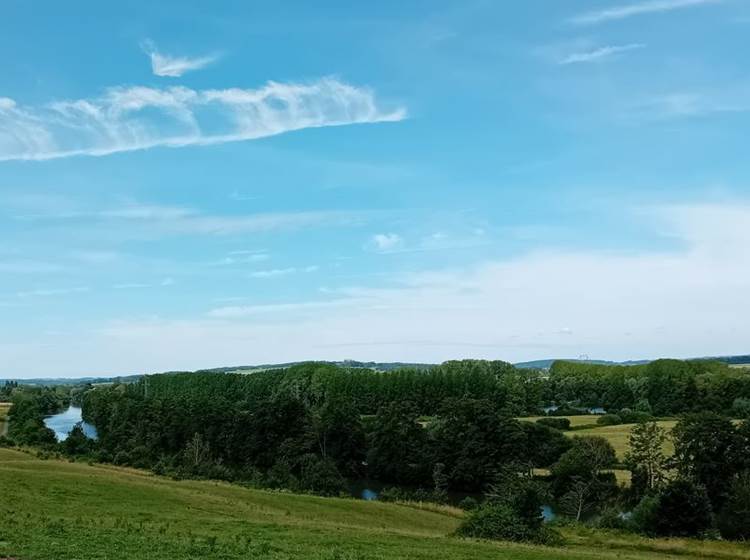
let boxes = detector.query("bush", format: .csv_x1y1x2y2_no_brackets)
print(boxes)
652,479,714,537
731,398,750,419
717,471,750,540
595,507,629,530
297,456,347,496
113,450,131,466
0,435,16,447
618,410,653,424
459,496,479,511
536,418,571,431
457,503,559,544
629,495,660,535
596,414,622,426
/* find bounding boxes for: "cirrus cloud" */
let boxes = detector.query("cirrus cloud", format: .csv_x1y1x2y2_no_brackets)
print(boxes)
0,78,406,162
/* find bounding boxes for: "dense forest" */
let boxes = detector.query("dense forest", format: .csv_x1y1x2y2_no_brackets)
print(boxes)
3,358,750,544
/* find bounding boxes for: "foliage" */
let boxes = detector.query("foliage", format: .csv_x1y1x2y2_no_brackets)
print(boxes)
430,399,526,491
672,412,741,506
550,436,617,498
459,471,558,544
651,479,714,538
536,417,570,430
624,421,669,500
717,471,750,540
596,414,622,426
457,502,559,544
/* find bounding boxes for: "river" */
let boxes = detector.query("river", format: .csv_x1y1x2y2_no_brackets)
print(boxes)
44,406,98,442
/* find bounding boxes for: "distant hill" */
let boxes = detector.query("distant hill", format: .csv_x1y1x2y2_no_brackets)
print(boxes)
4,354,749,384
515,354,750,370
514,358,650,370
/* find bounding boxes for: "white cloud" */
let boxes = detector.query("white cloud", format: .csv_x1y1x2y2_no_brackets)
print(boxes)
559,44,645,65
368,233,403,252
141,40,218,77
571,0,720,25
5,202,750,376
8,196,370,238
207,298,359,318
249,265,318,278
0,79,406,161
16,286,89,298
629,89,750,120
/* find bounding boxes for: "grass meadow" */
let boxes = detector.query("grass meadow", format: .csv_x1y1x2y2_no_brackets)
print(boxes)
2,448,750,560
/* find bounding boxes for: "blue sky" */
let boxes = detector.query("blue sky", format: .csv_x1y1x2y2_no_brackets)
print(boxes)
2,0,750,377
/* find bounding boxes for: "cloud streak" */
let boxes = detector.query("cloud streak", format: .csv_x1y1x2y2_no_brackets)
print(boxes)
571,0,720,25
141,40,218,77
0,78,406,162
559,44,645,65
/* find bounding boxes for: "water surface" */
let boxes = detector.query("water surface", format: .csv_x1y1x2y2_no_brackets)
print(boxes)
44,406,97,442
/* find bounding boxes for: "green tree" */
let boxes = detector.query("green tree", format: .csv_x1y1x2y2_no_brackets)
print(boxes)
672,412,739,506
652,478,713,537
624,421,669,499
550,436,616,499
717,471,750,540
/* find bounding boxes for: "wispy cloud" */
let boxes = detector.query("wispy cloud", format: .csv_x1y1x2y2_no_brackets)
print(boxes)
559,43,645,65
16,286,89,298
571,0,720,25
113,283,150,290
8,197,371,237
0,78,406,162
630,90,750,120
248,265,318,278
207,298,357,318
141,40,218,77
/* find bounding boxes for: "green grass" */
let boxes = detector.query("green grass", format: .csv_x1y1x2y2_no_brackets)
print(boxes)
2,449,749,560
568,421,677,460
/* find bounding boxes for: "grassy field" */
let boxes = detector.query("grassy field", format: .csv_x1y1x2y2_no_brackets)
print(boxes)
520,416,678,461
568,421,677,460
2,449,750,560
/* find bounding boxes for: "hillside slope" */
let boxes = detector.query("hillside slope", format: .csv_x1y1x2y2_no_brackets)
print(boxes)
2,449,749,560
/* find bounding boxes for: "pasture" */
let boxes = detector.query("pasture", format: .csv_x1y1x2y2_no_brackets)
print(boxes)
2,448,749,560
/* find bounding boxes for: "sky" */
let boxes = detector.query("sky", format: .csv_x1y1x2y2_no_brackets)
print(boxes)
2,0,750,378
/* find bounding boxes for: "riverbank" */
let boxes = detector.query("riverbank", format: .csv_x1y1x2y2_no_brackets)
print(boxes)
1,447,748,560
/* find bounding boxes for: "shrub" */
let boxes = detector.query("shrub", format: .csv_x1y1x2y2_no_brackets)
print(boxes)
113,450,131,466
596,414,622,426
459,496,479,511
731,398,750,419
536,418,571,431
457,503,559,544
717,471,750,540
618,410,653,424
0,435,16,447
629,495,659,535
595,507,629,530
652,479,714,538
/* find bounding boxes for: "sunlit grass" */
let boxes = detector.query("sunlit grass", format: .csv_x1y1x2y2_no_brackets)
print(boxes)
3,448,749,559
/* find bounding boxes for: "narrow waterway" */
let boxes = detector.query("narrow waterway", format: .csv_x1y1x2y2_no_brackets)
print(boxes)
44,406,98,442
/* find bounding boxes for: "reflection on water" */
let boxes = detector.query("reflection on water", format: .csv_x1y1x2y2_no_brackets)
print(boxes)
44,406,98,442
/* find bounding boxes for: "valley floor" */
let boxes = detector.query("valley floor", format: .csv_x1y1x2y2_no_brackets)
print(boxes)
0,448,748,560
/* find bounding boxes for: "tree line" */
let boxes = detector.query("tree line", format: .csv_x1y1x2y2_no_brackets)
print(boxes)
3,359,750,544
